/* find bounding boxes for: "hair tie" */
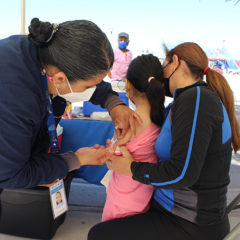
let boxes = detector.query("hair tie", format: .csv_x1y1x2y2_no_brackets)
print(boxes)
48,76,53,82
203,66,210,74
148,76,155,83
46,23,59,43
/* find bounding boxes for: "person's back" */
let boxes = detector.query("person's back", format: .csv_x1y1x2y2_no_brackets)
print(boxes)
190,86,232,224
102,54,165,221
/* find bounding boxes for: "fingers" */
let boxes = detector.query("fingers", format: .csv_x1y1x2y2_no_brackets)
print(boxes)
98,156,108,165
119,145,128,154
90,144,101,149
106,139,112,148
75,147,109,166
119,128,127,138
115,124,119,130
95,148,109,158
106,139,117,154
114,128,121,138
109,153,120,162
119,145,127,150
107,156,116,170
116,131,131,146
95,148,110,165
76,147,89,152
113,122,121,138
129,114,136,138
118,112,142,143
133,112,143,125
106,160,112,170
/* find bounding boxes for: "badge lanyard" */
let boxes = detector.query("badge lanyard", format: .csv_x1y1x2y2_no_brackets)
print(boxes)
42,72,60,153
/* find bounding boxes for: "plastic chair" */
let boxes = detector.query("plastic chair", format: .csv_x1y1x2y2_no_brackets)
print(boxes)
224,193,240,240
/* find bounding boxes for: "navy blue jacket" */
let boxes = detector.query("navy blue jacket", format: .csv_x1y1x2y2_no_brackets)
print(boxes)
0,35,117,189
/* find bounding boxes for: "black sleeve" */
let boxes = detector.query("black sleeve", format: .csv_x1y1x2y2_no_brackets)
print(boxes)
89,81,119,108
131,86,222,189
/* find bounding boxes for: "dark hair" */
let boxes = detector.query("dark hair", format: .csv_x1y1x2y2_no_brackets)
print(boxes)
126,54,165,126
165,42,240,153
28,18,113,82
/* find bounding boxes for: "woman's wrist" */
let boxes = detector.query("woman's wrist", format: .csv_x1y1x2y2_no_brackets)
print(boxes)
104,94,125,112
61,151,81,171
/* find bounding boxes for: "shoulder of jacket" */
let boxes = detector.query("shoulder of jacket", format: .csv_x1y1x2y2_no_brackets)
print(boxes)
177,85,218,103
173,85,222,117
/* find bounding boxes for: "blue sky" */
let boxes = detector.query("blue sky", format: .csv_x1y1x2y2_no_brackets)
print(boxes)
0,0,239,58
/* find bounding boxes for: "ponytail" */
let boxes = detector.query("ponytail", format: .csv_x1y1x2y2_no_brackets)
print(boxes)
146,78,165,126
126,54,165,126
206,69,240,153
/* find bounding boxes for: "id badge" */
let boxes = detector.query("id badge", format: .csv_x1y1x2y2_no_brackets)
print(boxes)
49,179,68,219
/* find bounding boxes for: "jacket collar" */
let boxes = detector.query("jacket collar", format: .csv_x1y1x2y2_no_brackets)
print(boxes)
173,80,207,100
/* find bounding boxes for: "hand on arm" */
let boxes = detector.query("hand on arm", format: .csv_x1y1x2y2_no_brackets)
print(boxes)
75,146,110,166
106,146,133,177
109,105,142,145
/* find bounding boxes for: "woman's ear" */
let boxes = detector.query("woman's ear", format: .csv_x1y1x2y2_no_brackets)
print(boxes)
172,54,179,66
52,72,67,88
171,54,181,72
45,65,67,88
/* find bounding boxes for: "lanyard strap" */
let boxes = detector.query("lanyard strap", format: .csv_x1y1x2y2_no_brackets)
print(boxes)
42,72,60,153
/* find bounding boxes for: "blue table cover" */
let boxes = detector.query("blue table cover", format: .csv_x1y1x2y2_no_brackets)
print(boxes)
60,119,114,185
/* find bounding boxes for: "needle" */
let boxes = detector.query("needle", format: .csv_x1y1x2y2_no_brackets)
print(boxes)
111,137,119,148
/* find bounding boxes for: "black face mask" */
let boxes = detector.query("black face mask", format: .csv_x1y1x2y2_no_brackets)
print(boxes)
162,77,172,97
162,60,178,98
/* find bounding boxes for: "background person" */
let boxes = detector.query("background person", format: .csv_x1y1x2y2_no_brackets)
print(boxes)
111,32,132,82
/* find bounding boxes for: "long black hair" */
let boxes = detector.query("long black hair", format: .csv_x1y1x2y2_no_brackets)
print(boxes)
28,18,113,82
126,54,165,126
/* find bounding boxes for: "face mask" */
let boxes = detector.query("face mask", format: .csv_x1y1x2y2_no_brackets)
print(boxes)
56,78,96,103
162,77,172,98
118,41,128,50
162,61,178,98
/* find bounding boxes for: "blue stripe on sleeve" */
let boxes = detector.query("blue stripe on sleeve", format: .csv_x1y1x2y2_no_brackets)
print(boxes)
221,103,232,144
151,87,201,186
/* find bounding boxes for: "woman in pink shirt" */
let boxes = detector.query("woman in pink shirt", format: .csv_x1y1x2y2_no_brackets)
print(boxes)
102,54,165,221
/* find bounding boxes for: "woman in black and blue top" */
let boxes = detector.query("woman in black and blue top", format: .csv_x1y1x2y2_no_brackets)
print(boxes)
88,42,240,240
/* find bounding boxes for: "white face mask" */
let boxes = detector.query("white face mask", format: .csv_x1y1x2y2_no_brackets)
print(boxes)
56,78,96,103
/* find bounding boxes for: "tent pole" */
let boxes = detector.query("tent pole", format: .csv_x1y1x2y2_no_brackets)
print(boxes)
21,0,26,34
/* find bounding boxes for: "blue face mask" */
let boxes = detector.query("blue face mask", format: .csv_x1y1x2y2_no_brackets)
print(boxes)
118,41,128,50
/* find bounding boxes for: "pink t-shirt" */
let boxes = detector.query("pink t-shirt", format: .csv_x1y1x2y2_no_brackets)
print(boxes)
102,123,160,221
111,48,132,81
